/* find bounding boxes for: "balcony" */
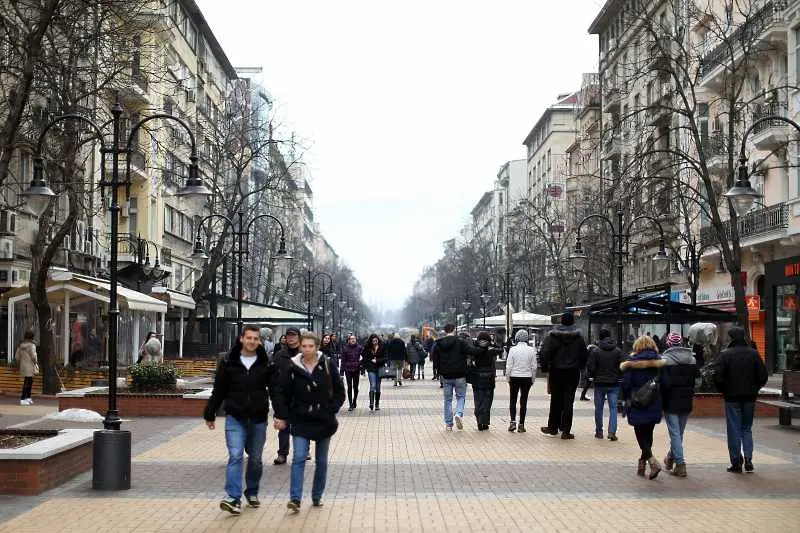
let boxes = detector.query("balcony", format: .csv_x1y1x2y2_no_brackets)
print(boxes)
751,102,791,150
603,85,620,113
603,133,623,160
646,38,671,73
699,1,788,89
702,133,731,176
118,70,150,107
700,202,789,247
647,84,673,126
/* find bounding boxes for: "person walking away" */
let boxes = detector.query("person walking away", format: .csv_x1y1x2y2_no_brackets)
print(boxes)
17,330,38,405
538,311,589,439
204,326,276,514
425,335,437,380
587,329,624,441
136,331,158,364
713,326,768,473
406,335,423,380
386,333,407,386
272,327,302,465
273,332,345,512
340,334,363,411
362,334,386,411
471,332,502,430
435,323,480,431
621,335,667,480
416,336,427,379
660,332,696,477
506,329,536,433
579,343,593,402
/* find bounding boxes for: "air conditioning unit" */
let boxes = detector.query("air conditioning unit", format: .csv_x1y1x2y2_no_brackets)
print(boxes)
0,210,17,235
0,237,13,259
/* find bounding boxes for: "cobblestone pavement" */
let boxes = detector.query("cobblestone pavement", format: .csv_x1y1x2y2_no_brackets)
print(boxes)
1,373,798,532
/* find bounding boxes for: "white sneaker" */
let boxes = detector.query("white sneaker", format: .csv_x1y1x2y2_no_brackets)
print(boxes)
445,425,453,432
20,399,27,405
454,415,463,430
27,399,33,405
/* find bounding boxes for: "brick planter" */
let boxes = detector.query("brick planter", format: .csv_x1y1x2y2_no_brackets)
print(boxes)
58,387,210,417
692,393,780,417
0,429,95,495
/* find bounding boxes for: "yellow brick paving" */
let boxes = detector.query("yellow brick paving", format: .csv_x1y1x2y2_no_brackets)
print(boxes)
2,379,799,532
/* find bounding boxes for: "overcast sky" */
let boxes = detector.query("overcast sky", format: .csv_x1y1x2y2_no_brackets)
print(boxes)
196,0,601,312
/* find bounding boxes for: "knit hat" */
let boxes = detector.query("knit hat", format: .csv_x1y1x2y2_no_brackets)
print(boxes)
285,327,301,336
561,311,575,326
666,332,683,347
515,329,529,342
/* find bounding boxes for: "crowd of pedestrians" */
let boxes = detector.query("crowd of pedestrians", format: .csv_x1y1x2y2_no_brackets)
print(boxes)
199,314,770,516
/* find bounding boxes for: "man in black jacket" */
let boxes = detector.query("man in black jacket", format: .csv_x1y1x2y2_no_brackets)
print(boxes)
435,323,480,430
538,311,589,439
586,329,623,441
271,327,301,465
204,325,276,515
386,333,408,386
713,326,768,473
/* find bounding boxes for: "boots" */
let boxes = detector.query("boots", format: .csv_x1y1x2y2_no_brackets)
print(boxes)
670,463,687,477
637,459,647,477
664,454,674,471
647,457,662,480
517,424,526,433
508,421,517,432
369,391,374,411
347,391,354,411
375,392,381,411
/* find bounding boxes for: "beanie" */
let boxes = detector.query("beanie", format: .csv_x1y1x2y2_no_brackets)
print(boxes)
598,329,611,340
666,332,683,347
515,329,529,342
561,311,575,326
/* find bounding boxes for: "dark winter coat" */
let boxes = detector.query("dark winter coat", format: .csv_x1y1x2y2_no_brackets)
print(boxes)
661,347,696,414
538,326,589,372
386,337,407,362
406,342,423,364
621,350,666,426
340,343,363,374
586,338,624,386
433,335,480,379
272,353,346,441
204,343,276,423
713,339,768,403
361,336,387,374
469,339,502,389
272,344,300,388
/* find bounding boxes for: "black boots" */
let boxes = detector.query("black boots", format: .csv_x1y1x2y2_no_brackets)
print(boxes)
369,391,374,411
375,392,381,411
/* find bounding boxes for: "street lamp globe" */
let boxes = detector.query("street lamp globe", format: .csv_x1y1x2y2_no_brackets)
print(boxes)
175,159,212,200
569,238,588,270
190,238,208,265
724,162,762,217
21,157,56,217
652,239,670,262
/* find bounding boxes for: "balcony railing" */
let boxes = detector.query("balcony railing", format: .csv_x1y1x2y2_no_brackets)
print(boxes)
700,202,789,246
752,101,788,134
699,0,787,78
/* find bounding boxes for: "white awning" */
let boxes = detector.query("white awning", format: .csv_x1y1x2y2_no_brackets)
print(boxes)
240,303,308,322
150,286,196,310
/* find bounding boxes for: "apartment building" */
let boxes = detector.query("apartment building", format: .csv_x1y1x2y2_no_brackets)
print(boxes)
589,0,800,372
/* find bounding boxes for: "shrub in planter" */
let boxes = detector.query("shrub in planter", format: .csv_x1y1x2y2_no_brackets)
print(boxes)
128,363,182,392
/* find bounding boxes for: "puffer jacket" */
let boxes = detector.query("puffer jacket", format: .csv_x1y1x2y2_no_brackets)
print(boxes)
204,343,276,423
538,326,589,371
713,338,768,402
586,338,623,386
661,347,696,414
505,342,537,378
434,335,480,379
273,353,346,441
406,342,422,364
469,339,502,389
621,350,667,426
340,343,363,374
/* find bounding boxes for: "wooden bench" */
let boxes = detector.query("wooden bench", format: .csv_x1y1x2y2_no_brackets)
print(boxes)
758,371,800,426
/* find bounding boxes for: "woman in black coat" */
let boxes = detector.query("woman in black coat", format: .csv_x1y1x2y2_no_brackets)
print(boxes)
273,332,345,512
470,332,503,430
361,334,387,411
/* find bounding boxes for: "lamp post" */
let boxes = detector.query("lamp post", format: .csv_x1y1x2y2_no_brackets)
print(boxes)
285,269,334,331
191,212,289,335
481,273,512,340
22,102,210,490
570,205,670,346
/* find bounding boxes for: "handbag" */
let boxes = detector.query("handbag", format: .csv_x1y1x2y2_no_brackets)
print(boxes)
377,363,393,380
33,363,40,376
631,375,660,409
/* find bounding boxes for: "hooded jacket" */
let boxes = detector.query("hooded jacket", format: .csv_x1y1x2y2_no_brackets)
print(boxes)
272,352,346,441
713,329,768,402
340,342,363,374
204,343,275,423
661,346,696,414
433,335,480,379
620,350,667,426
538,325,589,372
586,338,624,386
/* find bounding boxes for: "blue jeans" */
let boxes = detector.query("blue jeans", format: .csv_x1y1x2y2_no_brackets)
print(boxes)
367,371,381,393
224,415,267,499
290,436,331,503
665,413,689,464
725,401,755,465
442,377,467,427
593,385,619,434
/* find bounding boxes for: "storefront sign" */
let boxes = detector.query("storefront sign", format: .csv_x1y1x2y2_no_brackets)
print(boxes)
784,261,800,277
746,295,761,311
696,285,735,304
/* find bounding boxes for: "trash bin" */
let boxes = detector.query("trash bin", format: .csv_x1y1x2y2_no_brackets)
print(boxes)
92,430,131,490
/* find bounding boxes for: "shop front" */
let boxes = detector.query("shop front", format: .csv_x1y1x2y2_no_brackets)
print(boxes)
765,256,800,373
